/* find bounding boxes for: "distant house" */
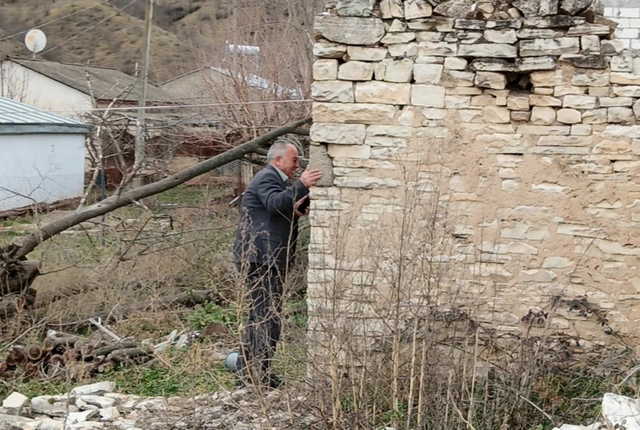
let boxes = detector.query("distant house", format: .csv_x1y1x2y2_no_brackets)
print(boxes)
0,96,91,212
159,66,299,103
0,57,173,119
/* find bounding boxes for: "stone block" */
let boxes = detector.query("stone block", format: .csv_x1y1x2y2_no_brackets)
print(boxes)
314,42,347,58
523,16,585,28
315,16,386,45
567,23,611,35
337,0,377,16
635,100,640,120
588,87,609,97
486,19,522,29
560,0,595,15
608,107,635,124
475,71,507,89
338,61,375,81
454,19,486,30
441,70,475,87
383,59,414,82
458,109,484,123
2,392,28,415
310,123,366,145
327,144,371,159
313,59,339,81
554,86,583,96
445,95,471,108
611,73,640,86
519,38,580,56
415,31,442,42
614,86,640,97
530,95,562,107
581,35,601,54
516,125,570,135
457,44,518,57
347,46,388,61
387,42,419,57
381,32,417,44
404,0,433,19
601,40,625,55
433,0,476,18
563,95,597,109
470,58,517,72
313,102,397,124
388,19,408,32
483,106,511,123
471,95,496,106
507,95,530,111
530,69,570,86
571,70,609,86
537,135,591,146
517,29,566,38
407,17,454,31
557,108,582,124
512,111,532,121
380,0,404,18
610,55,634,73
418,41,458,56
516,56,558,71
312,81,354,103
413,63,443,84
484,29,517,43
444,57,468,70
355,82,411,104
531,106,556,125
571,124,591,135
582,109,607,124
559,54,609,69
412,85,446,107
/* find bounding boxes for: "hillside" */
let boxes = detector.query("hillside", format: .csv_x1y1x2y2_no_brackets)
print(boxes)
0,0,200,83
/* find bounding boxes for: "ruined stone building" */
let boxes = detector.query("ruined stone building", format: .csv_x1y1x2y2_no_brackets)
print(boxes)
306,0,640,365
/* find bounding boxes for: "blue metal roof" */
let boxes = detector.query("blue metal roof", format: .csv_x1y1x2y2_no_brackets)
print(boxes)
0,96,91,134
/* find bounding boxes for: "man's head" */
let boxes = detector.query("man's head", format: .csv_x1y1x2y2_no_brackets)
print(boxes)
267,141,300,179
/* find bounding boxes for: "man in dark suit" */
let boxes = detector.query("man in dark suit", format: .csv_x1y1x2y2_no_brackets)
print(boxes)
233,140,322,388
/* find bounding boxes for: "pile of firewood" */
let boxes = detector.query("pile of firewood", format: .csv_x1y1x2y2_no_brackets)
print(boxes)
0,331,154,380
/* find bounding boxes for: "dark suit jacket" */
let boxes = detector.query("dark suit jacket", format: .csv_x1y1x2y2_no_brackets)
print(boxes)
233,165,309,274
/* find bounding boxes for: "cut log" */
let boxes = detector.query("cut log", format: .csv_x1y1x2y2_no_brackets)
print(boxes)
26,344,43,361
7,348,28,366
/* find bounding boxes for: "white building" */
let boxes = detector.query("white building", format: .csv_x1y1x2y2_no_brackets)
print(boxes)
0,58,172,119
602,0,640,50
0,96,91,212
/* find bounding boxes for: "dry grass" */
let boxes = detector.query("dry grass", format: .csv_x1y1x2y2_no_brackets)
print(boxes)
0,0,198,82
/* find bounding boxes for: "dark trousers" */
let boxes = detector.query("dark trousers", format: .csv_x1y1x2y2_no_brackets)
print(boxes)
236,263,284,383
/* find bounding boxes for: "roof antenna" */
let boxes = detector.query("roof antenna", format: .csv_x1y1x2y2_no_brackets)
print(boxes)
25,29,47,59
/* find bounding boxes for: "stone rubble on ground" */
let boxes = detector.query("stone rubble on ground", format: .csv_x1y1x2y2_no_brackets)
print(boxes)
553,393,640,430
0,382,316,430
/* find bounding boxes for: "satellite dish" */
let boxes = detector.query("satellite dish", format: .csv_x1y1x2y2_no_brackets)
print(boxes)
25,29,47,57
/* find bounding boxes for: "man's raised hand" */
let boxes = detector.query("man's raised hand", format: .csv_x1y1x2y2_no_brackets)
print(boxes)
300,168,323,188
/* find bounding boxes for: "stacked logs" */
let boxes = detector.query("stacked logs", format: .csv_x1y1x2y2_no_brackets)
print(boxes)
0,332,154,380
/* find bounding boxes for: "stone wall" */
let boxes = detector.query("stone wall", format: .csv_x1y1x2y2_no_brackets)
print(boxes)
307,0,640,363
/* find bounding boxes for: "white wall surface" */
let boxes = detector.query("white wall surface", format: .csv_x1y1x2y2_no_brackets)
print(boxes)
0,62,93,119
602,0,640,50
0,133,86,211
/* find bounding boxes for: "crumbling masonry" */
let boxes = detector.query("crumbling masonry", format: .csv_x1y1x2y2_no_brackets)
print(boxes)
306,0,640,364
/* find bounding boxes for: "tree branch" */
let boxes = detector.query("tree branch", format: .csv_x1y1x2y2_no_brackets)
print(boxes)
4,116,311,259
